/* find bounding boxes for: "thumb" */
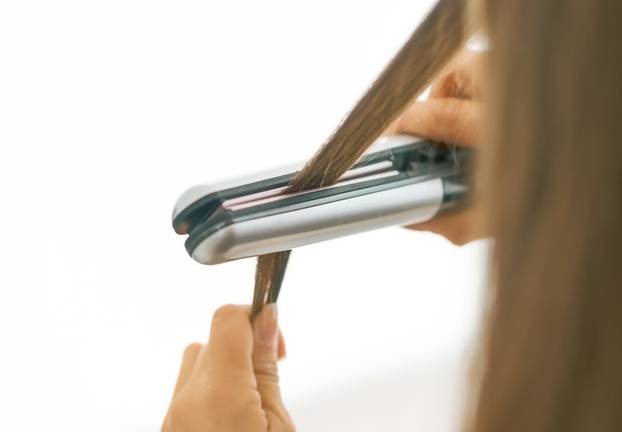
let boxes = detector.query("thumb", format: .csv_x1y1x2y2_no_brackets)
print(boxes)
252,304,294,431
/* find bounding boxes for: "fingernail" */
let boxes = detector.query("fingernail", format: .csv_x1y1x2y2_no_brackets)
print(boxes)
255,303,279,347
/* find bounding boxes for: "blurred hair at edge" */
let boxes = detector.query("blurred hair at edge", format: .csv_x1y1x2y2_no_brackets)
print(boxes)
468,0,622,431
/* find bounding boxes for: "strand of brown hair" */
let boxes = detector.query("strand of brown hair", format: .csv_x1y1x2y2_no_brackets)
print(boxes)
251,0,467,319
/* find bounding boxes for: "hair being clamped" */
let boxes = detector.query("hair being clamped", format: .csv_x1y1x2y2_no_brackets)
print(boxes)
172,0,469,319
173,136,471,309
173,136,470,263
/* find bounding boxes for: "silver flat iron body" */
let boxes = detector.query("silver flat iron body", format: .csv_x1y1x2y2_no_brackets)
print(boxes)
173,135,470,264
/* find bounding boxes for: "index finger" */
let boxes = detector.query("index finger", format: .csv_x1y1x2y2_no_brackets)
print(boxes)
430,50,481,99
395,99,482,148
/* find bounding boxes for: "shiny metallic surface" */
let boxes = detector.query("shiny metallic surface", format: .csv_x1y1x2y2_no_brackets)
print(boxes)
191,178,443,264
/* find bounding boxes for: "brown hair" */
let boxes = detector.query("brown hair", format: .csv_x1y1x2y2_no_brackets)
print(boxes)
468,0,622,431
259,1,622,429
252,0,468,317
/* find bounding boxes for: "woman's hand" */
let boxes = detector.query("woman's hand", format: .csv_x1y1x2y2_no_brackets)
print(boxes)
162,304,294,432
389,49,485,245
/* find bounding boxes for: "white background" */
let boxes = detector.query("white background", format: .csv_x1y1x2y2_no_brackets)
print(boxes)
0,0,486,430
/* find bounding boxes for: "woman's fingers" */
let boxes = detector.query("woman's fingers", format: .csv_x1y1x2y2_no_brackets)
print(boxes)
406,205,485,245
394,99,481,148
163,343,203,432
430,69,475,100
277,330,286,360
164,304,294,432
252,304,294,431
196,305,255,382
430,50,481,99
171,343,202,398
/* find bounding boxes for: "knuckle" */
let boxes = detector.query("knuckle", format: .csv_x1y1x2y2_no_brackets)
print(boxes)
254,362,280,384
442,71,459,94
431,71,453,96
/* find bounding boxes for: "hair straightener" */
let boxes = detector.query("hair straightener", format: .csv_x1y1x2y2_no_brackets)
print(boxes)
172,135,471,265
